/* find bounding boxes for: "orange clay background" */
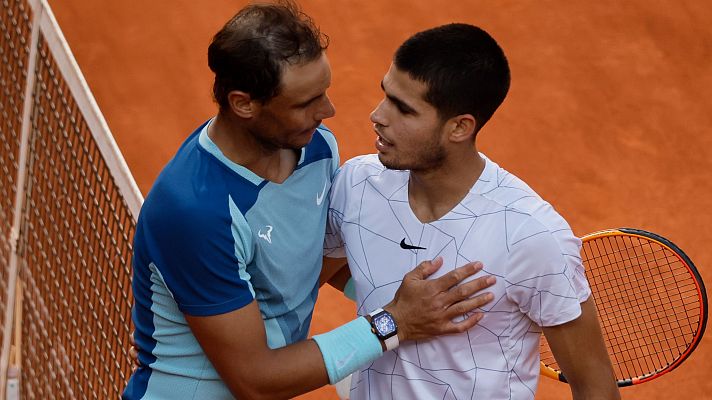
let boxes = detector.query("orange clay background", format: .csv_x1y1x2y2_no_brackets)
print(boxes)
49,1,712,398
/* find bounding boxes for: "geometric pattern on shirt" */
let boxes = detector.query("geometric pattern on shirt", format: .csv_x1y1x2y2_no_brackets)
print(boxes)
325,154,589,400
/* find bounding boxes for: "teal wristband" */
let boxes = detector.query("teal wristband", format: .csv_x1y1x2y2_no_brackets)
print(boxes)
312,317,382,383
343,277,356,301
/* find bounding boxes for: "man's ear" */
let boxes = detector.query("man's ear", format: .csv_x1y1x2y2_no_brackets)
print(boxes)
227,90,256,118
447,114,477,143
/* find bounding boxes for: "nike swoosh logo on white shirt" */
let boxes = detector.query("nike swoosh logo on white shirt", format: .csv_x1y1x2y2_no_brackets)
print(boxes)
316,181,327,206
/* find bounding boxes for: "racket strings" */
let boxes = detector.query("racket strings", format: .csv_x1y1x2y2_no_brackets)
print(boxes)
591,235,699,379
540,233,703,382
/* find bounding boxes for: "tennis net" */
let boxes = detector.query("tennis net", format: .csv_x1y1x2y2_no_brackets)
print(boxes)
0,0,142,397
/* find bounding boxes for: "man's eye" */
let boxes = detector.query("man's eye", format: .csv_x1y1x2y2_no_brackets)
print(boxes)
397,105,411,114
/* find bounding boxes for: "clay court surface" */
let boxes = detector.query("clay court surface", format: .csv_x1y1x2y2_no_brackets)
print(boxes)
48,0,712,398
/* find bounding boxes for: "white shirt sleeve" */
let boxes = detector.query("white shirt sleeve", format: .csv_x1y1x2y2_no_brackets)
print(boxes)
324,165,348,258
505,217,591,327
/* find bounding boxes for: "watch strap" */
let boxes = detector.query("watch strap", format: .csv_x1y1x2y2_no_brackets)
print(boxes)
383,334,399,351
368,308,384,318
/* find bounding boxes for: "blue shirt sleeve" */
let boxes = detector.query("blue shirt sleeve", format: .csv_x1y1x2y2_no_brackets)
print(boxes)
137,175,255,317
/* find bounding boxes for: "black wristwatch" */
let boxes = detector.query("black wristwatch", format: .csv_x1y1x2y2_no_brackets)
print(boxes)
368,308,399,351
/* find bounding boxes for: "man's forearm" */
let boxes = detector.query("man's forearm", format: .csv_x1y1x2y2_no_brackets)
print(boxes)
543,298,620,400
187,304,332,400
239,339,329,399
187,259,495,399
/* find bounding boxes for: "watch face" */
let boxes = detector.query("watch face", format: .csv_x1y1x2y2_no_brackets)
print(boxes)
373,313,397,337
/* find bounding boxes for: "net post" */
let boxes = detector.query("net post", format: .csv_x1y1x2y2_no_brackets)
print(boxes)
5,0,143,395
0,0,44,394
1,0,143,395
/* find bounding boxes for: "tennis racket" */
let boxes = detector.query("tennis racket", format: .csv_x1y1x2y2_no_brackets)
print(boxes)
539,227,707,387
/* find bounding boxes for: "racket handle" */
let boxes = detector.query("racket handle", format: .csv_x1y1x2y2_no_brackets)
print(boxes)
540,363,567,383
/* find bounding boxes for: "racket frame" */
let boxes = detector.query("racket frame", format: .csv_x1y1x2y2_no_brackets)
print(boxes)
539,227,708,387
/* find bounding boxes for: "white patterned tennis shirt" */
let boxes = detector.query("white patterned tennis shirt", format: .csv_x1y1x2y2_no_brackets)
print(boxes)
324,153,591,400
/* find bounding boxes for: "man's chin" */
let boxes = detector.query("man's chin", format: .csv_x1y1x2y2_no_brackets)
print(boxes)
287,131,317,150
377,154,407,171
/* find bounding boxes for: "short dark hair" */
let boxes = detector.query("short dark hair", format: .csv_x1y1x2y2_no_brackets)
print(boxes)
208,1,329,108
394,23,510,133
